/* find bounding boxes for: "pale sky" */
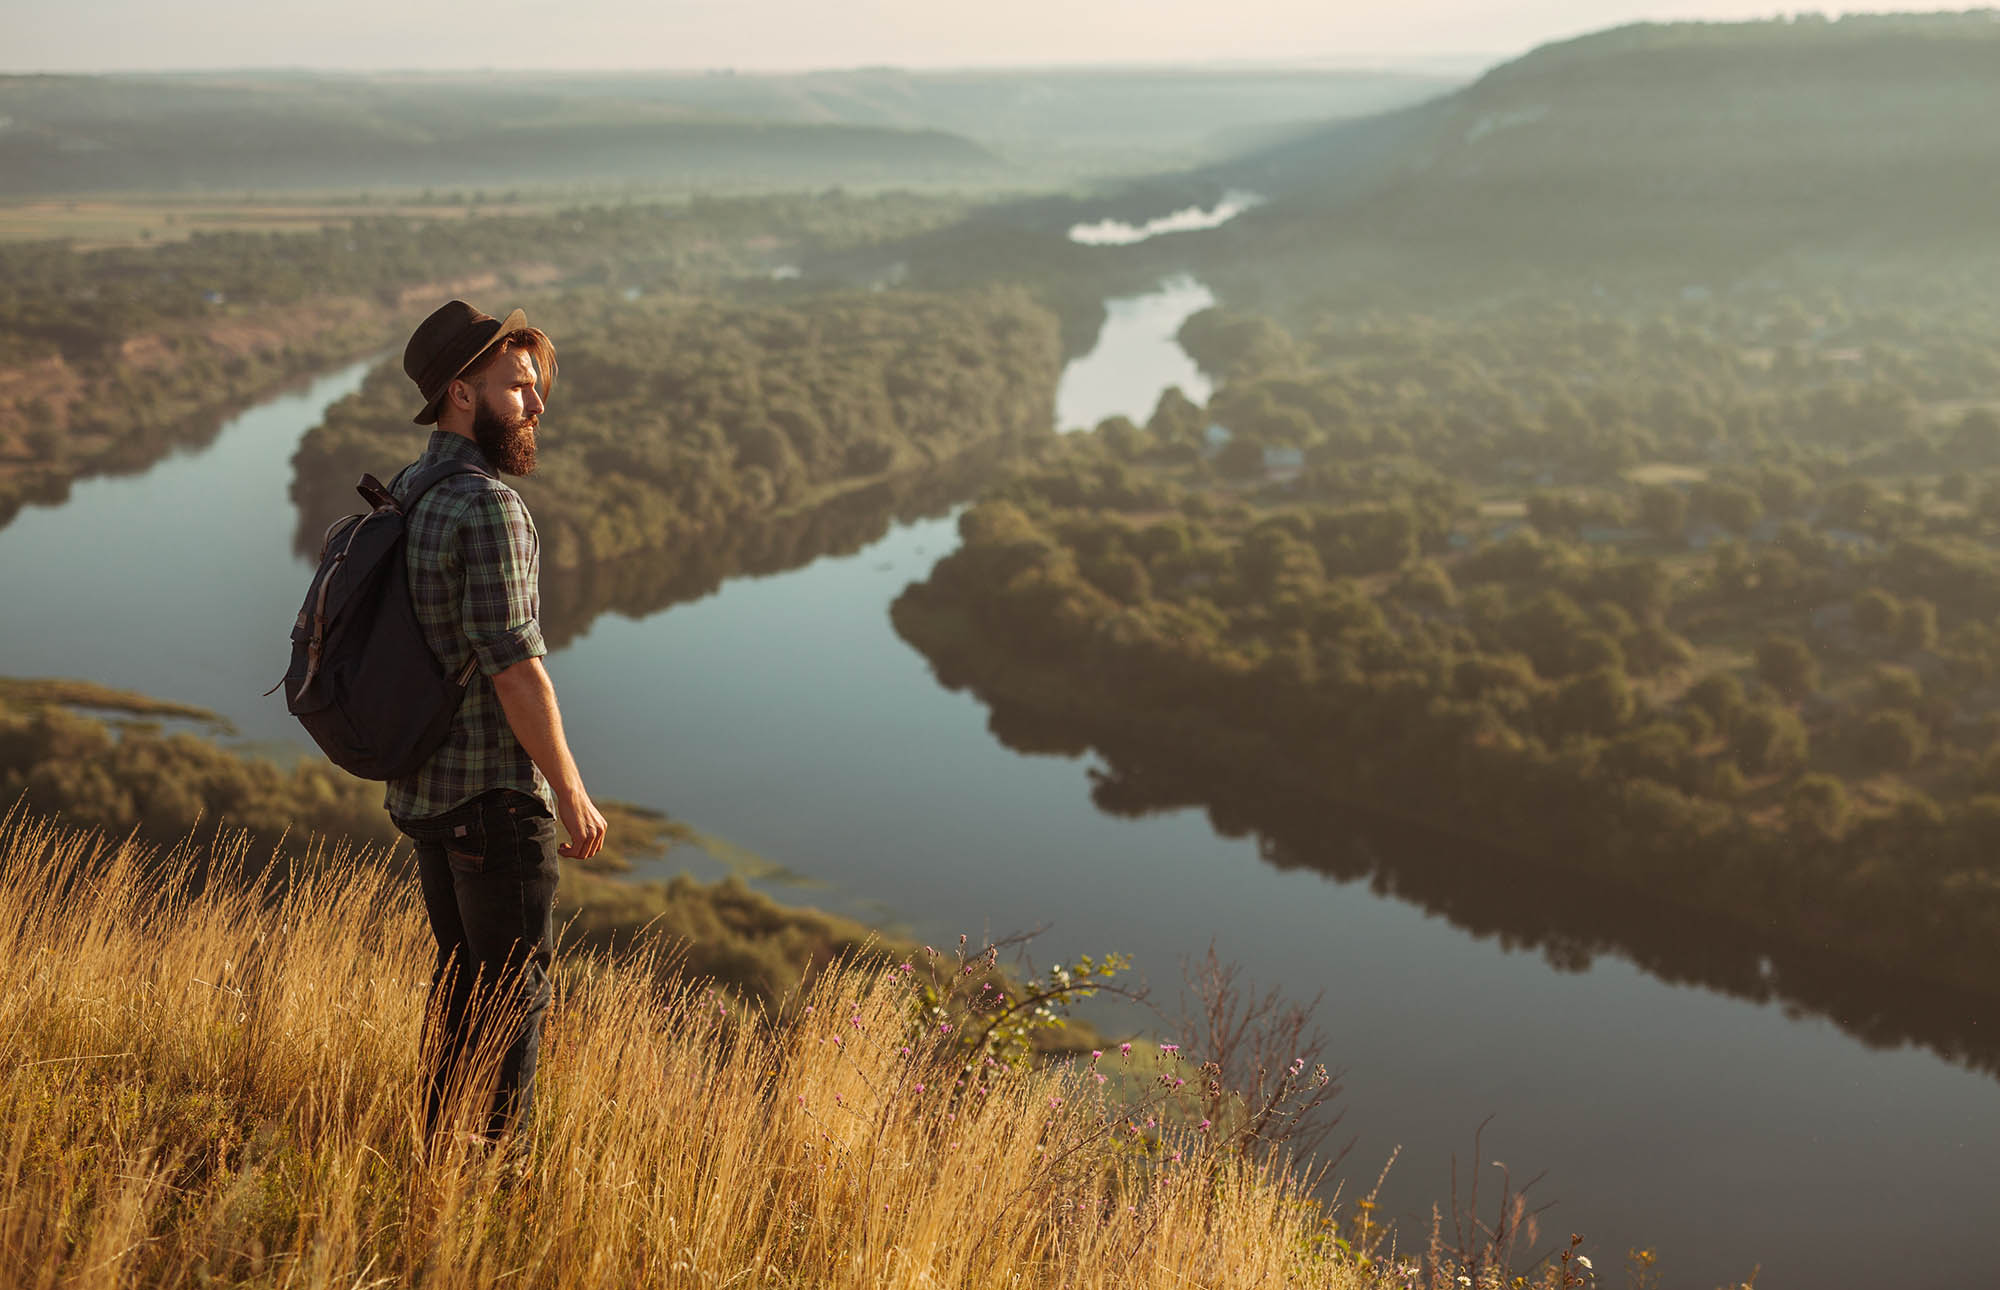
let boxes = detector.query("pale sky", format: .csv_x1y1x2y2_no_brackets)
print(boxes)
2,2,1984,73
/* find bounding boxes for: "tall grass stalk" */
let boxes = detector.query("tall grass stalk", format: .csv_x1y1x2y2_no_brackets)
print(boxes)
0,808,1389,1289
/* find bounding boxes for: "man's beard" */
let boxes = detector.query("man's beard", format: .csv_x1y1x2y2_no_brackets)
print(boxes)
472,399,538,476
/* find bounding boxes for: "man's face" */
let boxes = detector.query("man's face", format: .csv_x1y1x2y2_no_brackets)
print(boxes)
466,348,544,476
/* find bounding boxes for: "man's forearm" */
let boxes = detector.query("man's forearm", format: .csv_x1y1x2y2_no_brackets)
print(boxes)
491,657,585,798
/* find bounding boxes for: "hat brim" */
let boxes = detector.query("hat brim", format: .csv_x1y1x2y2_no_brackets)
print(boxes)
413,308,529,425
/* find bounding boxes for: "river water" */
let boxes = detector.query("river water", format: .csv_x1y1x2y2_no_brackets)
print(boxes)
1,280,1994,1287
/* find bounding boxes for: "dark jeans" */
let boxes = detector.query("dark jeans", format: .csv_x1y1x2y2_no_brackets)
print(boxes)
396,788,559,1146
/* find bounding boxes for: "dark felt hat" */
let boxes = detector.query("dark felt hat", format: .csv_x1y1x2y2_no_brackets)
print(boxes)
403,299,529,425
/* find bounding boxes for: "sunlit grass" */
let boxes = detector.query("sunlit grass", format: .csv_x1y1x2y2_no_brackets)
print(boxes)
0,806,1401,1289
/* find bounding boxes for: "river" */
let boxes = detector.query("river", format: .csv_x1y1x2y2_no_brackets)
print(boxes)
0,280,1993,1287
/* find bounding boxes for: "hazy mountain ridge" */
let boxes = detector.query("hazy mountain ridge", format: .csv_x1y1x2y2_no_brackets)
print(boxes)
0,74,999,194
1186,12,2000,294
0,65,1458,196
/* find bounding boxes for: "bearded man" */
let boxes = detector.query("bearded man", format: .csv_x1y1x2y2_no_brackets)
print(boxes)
390,299,607,1153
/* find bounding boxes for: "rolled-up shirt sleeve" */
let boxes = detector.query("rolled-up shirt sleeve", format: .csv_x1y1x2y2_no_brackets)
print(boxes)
454,486,547,675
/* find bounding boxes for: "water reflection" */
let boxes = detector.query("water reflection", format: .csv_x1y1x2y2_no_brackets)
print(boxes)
294,447,1010,652
968,686,2000,1078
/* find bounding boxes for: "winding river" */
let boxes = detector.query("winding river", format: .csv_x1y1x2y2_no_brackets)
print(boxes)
1,280,1994,1287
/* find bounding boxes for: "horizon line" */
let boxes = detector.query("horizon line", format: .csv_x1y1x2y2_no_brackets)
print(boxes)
0,52,1508,79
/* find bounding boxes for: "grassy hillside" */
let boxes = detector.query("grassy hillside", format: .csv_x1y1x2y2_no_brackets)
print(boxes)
0,74,998,196
0,809,1466,1290
0,676,933,1011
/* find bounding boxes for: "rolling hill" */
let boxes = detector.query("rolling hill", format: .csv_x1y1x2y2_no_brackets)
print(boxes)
0,65,1458,197
1183,13,2000,295
0,73,999,195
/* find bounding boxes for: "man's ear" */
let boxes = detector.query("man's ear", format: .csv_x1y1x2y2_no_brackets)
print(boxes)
447,377,476,414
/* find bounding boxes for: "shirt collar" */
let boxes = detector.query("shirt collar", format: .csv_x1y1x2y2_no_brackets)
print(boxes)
424,429,494,471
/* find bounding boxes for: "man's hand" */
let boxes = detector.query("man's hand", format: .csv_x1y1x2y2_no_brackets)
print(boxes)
491,657,607,862
556,788,608,861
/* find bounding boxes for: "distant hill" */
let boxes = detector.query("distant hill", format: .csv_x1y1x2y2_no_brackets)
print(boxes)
0,66,1457,197
528,65,1457,169
1188,12,2000,292
0,74,999,195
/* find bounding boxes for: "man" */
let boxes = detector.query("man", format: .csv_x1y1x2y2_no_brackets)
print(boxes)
388,299,608,1152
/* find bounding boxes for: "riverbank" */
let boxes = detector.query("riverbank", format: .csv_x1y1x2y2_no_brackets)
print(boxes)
0,297,402,532
891,579,2000,1075
889,483,2000,1011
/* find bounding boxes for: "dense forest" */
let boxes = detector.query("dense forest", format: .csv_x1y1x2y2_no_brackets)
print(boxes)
0,190,966,531
893,278,2000,1026
291,288,1063,578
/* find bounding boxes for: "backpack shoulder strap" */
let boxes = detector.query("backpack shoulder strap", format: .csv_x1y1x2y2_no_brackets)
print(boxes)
389,459,496,512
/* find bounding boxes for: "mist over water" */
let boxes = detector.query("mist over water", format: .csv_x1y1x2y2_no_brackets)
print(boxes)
1067,191,1264,245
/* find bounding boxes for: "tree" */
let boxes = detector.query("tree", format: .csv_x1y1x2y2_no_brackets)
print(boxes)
1624,623,1696,676
1733,703,1808,775
1698,481,1762,535
1547,666,1636,738
1684,672,1744,725
1873,664,1923,710
1897,597,1939,652
1638,484,1687,540
1216,435,1265,480
1395,559,1457,608
1755,634,1819,701
1852,587,1901,637
1146,386,1206,446
1949,406,2000,465
1857,709,1927,771
1786,774,1850,842
1095,416,1149,461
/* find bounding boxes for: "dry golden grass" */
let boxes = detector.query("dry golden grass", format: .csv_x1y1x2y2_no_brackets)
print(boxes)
0,806,1404,1290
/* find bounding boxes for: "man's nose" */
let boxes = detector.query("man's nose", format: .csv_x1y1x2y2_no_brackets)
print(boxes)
525,388,545,417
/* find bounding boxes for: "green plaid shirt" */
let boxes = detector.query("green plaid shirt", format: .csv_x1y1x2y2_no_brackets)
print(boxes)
383,431,555,822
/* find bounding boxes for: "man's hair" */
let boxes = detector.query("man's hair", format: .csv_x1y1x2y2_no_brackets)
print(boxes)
459,327,558,404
